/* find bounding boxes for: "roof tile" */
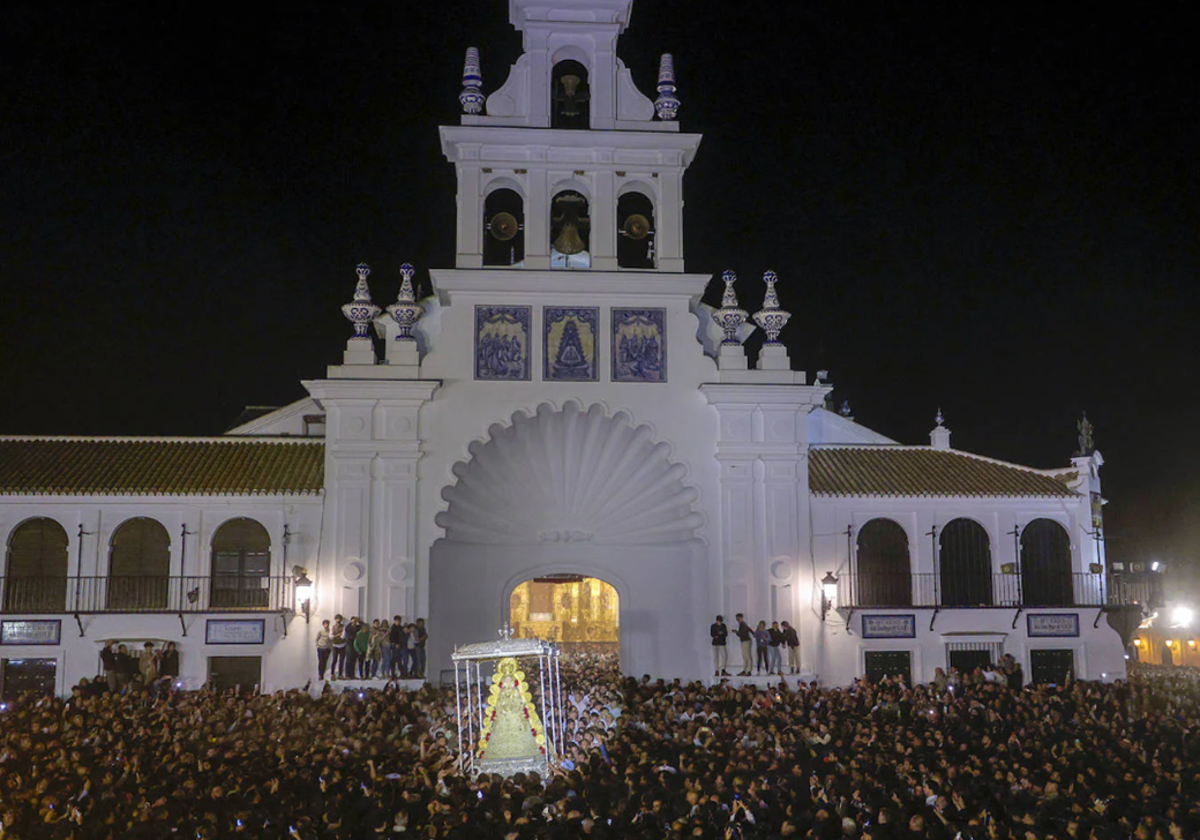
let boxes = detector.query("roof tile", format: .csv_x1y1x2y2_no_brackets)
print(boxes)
0,439,324,496
809,447,1076,498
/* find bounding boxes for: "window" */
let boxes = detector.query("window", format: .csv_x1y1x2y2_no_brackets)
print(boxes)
855,519,912,606
4,518,68,612
483,188,524,266
210,519,270,609
551,60,589,129
1020,519,1073,606
107,518,170,610
550,190,590,268
617,192,655,269
938,519,993,606
864,650,911,685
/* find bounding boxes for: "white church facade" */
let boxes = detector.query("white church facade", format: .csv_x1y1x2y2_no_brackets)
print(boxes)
0,0,1138,697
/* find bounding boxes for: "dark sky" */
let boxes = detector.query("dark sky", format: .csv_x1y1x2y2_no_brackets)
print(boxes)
2,2,1197,574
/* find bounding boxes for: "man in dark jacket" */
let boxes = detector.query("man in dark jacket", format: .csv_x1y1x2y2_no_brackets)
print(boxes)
344,618,362,681
735,614,754,676
100,641,120,692
388,616,406,678
782,620,800,674
709,615,729,677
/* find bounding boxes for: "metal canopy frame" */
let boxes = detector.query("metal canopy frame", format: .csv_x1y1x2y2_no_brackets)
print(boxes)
451,635,563,777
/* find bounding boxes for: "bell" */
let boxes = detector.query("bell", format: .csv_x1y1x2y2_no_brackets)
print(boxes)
622,214,651,240
553,220,586,255
488,212,519,241
559,75,582,116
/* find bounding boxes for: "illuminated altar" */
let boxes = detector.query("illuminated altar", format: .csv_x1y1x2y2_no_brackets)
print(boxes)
509,575,619,649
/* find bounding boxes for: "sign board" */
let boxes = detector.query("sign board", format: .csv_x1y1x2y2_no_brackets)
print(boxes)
1,620,62,646
205,619,266,645
861,614,916,639
1027,614,1080,638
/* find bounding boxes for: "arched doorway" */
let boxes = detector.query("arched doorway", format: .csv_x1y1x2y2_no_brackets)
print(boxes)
428,401,706,680
509,574,619,660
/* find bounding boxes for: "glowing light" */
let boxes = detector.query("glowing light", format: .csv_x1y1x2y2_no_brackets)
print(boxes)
1170,606,1194,628
1189,640,1197,649
1133,638,1143,647
1151,561,1161,572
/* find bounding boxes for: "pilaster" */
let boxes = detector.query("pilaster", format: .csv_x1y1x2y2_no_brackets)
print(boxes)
304,379,440,624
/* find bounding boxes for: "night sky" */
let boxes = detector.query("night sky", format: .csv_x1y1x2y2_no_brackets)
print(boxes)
2,2,1197,578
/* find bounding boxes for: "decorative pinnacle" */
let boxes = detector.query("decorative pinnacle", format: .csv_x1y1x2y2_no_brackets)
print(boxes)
840,400,852,417
499,622,514,640
751,269,791,345
341,263,381,341
386,262,423,342
712,269,749,346
654,53,680,121
935,407,945,427
459,47,485,115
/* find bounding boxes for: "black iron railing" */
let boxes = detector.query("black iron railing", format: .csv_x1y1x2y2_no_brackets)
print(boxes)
836,572,1147,610
0,576,294,614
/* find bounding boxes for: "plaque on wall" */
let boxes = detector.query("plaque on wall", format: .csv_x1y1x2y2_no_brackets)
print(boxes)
0,619,62,646
861,614,916,639
475,305,532,381
1027,614,1080,638
205,619,266,645
612,308,666,382
544,307,599,381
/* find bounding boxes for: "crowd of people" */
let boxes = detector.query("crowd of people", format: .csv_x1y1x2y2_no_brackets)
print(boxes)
97,640,180,694
315,615,428,681
2,651,1200,839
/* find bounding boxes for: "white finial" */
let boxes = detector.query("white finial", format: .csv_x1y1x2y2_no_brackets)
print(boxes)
499,622,514,640
655,54,680,121
752,270,791,345
713,269,749,346
930,408,951,450
341,263,381,342
460,47,485,115
840,400,853,418
386,262,423,342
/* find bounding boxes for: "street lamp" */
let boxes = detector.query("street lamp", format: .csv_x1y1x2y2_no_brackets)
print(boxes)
292,566,314,624
821,571,839,621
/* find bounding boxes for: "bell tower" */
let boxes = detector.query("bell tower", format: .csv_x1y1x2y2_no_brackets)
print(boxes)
440,0,701,272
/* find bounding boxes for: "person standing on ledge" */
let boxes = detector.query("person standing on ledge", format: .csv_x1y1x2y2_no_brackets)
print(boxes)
709,615,729,677
735,614,753,676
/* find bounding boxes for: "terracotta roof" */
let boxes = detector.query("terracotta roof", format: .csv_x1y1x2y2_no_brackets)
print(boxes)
809,447,1078,499
0,438,324,496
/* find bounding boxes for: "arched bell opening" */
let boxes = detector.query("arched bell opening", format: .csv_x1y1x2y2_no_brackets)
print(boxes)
550,190,591,269
551,60,590,129
483,188,525,267
617,192,656,269
509,575,620,661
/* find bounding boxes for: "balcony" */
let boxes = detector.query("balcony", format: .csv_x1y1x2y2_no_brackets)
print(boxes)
0,576,295,615
836,572,1155,610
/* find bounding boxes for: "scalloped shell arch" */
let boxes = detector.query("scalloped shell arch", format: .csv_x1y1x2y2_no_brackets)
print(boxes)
436,401,703,545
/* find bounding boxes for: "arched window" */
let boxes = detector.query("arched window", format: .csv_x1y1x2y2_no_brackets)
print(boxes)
617,192,655,269
483,188,524,266
211,518,271,609
938,518,993,606
550,190,590,268
107,518,170,610
4,518,68,612
551,60,589,129
1020,518,1073,606
855,519,911,606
